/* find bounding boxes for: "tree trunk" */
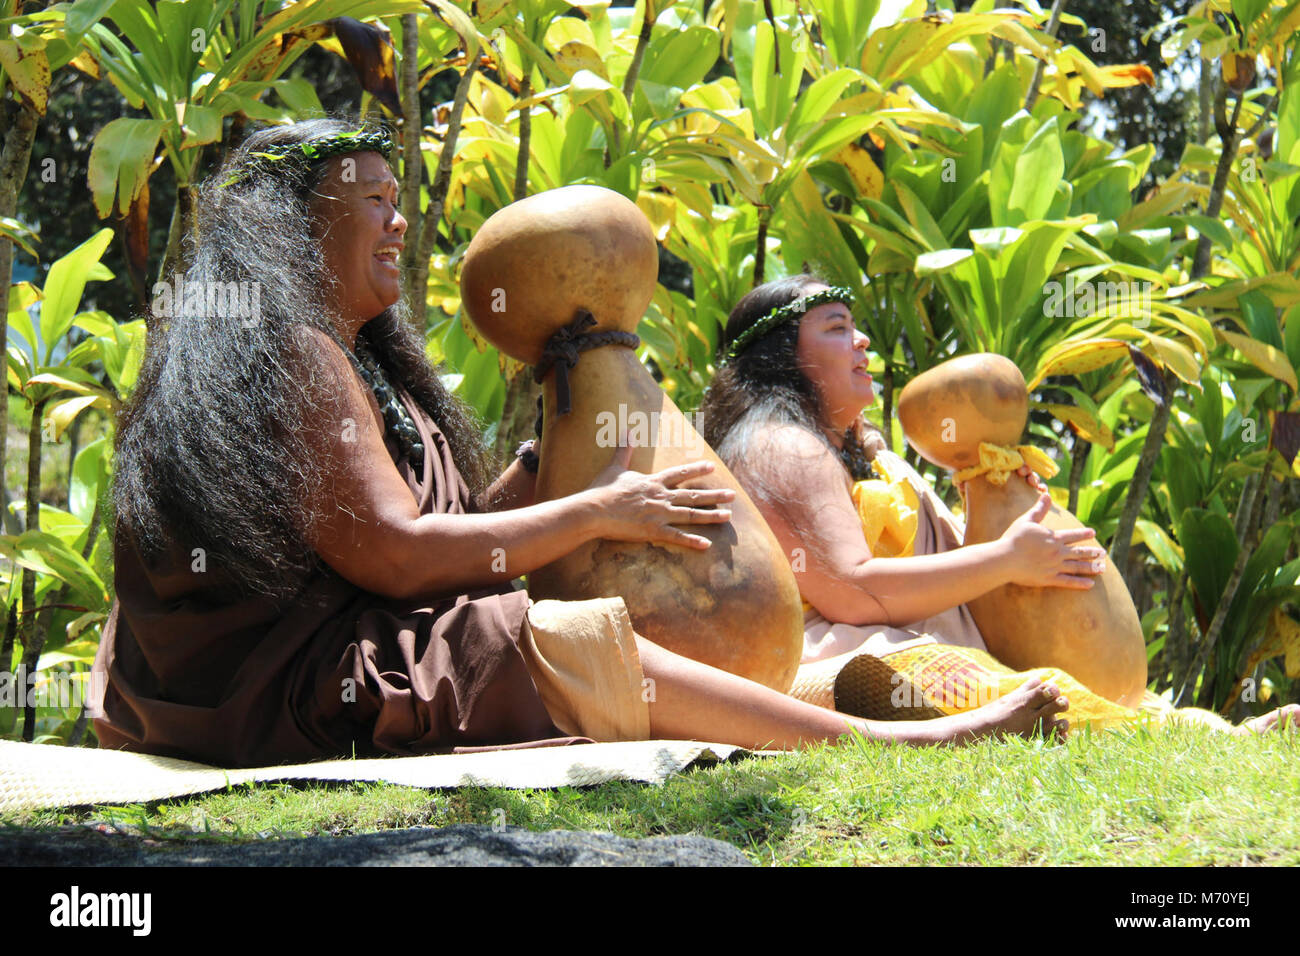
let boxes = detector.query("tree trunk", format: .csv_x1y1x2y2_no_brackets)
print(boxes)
399,12,423,308
413,59,478,328
19,396,47,741
1067,433,1089,514
1162,568,1189,693
493,373,540,461
157,179,198,293
1022,0,1066,113
1110,374,1172,588
1190,88,1244,280
880,364,894,454
752,209,769,286
0,99,40,544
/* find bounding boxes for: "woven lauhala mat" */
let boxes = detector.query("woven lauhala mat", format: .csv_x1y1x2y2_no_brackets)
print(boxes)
0,739,754,811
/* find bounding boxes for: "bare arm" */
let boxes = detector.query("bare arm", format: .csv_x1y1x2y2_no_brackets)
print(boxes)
477,454,538,512
741,425,1105,628
295,329,735,601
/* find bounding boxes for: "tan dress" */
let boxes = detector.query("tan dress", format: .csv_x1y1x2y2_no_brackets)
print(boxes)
92,384,649,768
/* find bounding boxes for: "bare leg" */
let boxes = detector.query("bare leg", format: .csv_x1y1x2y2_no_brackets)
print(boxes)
634,636,1069,750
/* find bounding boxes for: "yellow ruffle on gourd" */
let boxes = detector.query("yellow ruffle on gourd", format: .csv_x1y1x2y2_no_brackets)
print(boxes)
954,441,1059,487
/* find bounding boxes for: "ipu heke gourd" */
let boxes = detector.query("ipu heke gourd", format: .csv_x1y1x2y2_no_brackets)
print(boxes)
460,185,804,692
897,353,1147,708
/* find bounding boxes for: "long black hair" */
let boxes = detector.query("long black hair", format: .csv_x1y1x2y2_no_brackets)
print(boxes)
112,117,494,602
699,276,878,503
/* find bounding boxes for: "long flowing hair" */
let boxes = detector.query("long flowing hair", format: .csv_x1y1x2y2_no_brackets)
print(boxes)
112,118,494,602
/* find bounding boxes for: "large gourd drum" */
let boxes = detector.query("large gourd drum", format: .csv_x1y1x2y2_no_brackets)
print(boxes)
460,185,804,691
897,353,1148,707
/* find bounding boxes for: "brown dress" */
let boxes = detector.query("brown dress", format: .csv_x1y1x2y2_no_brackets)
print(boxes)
91,386,585,768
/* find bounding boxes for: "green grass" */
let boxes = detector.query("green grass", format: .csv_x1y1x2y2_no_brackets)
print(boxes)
6,724,1300,865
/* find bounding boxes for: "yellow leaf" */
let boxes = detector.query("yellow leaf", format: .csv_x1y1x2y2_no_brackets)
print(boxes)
1244,608,1300,679
636,191,676,242
554,41,607,80
833,143,883,200
1217,328,1299,391
460,312,491,354
1041,403,1115,451
1141,333,1201,385
47,394,109,440
1028,339,1130,391
670,181,714,219
0,36,50,114
68,50,100,80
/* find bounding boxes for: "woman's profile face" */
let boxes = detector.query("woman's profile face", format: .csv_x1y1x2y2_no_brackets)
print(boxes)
309,150,407,334
794,287,874,433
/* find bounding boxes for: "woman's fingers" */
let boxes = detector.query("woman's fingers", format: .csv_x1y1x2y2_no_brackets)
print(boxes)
1054,527,1098,545
1063,558,1106,576
667,505,732,525
1052,573,1097,589
654,460,716,486
669,486,735,507
660,527,714,550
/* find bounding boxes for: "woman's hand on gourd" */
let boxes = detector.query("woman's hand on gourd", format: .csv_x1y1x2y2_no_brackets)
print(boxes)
998,492,1107,589
584,441,735,549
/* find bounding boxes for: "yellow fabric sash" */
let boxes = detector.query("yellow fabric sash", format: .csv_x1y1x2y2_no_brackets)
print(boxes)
850,455,920,559
954,442,1059,487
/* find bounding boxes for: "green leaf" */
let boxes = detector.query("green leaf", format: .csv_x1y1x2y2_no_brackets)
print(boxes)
1182,213,1235,252
1135,518,1183,574
70,437,110,526
87,117,167,219
38,228,114,363
915,248,973,275
1231,0,1270,30
1005,118,1064,226
1178,508,1238,617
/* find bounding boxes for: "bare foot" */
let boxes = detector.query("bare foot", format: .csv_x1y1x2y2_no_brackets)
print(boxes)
1234,703,1300,736
926,676,1069,745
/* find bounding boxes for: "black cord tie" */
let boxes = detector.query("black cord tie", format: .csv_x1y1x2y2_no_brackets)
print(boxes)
533,308,640,415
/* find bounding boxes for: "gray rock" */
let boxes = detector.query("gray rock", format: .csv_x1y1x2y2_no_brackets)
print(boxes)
2,824,752,866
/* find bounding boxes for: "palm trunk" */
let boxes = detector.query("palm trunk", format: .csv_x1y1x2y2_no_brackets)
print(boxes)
19,396,47,741
0,99,40,542
753,208,770,286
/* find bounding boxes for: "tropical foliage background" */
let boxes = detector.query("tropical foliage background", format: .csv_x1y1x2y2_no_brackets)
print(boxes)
3,0,1299,746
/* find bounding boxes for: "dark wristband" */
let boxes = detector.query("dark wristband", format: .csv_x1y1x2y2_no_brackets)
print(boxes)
516,439,540,474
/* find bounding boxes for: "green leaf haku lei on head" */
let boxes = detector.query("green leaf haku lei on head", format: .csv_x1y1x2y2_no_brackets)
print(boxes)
722,286,856,364
218,127,395,189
